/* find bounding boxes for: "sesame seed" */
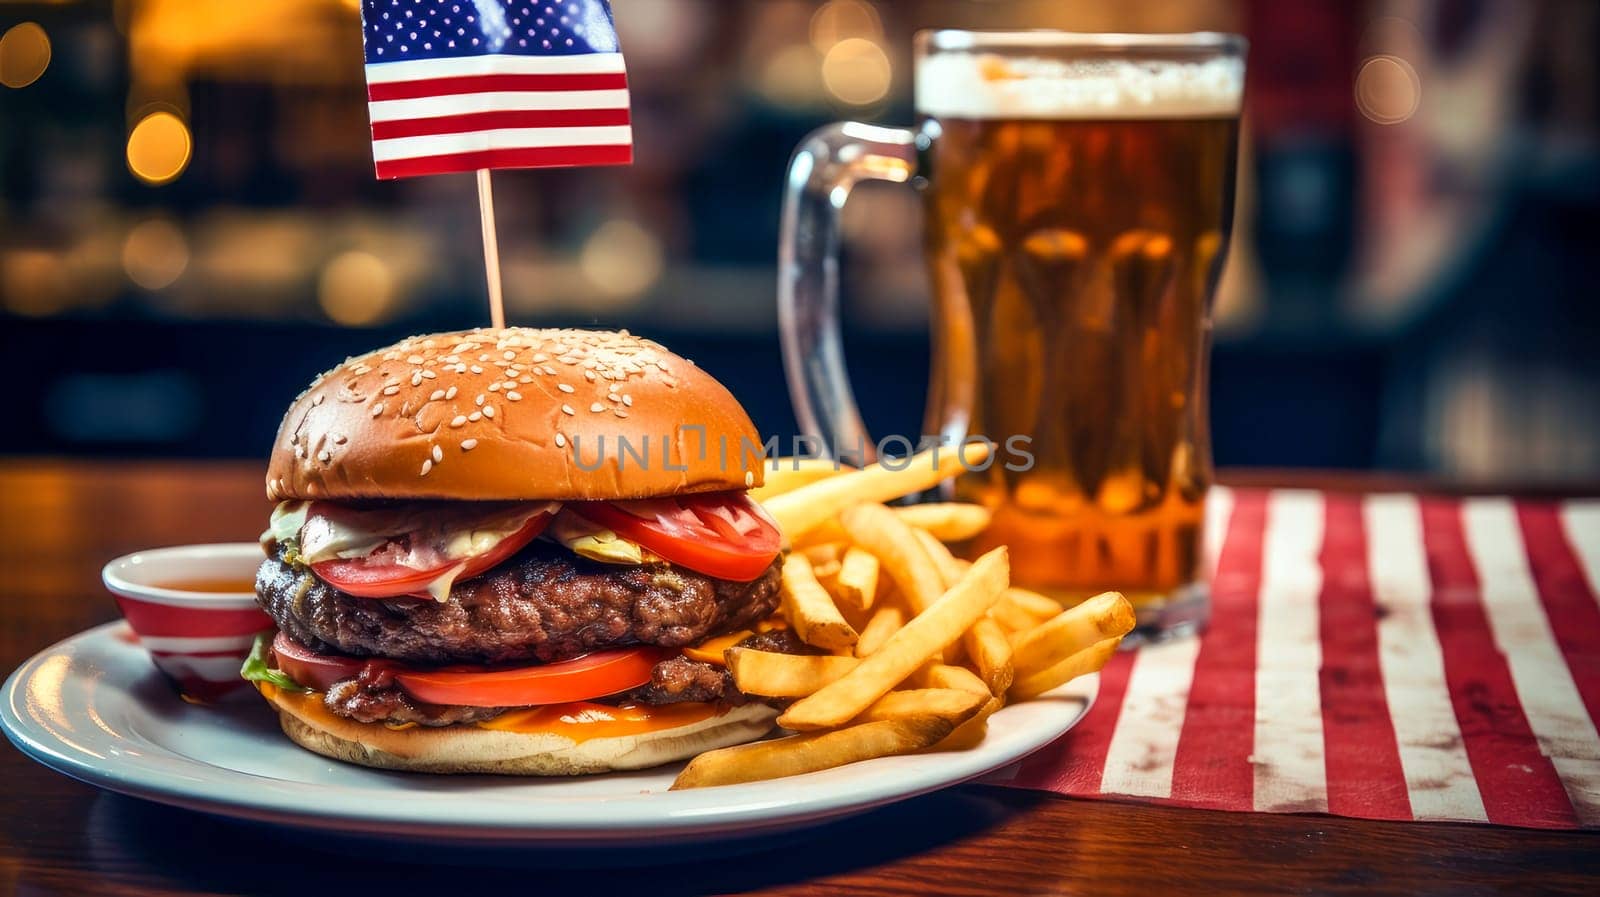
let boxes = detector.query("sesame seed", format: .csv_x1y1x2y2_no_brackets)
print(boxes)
411,372,423,386
430,389,446,402
422,370,436,379
452,343,475,354
461,439,478,451
561,403,575,416
383,386,400,396
488,383,501,392
450,415,468,428
470,365,484,374
475,394,485,406
745,470,755,487
503,350,516,360
615,409,629,419
590,402,605,413
432,445,443,463
445,386,457,399
468,411,482,422
483,405,496,419
420,459,433,476
532,353,548,363
371,402,385,417
584,371,597,381
622,394,633,407
407,355,425,365
557,383,575,393
609,393,622,403
507,391,522,401
555,432,567,447
503,381,517,390
479,353,490,362
519,376,533,384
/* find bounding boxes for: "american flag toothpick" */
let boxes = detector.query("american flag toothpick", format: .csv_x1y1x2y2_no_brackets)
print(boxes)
358,0,633,326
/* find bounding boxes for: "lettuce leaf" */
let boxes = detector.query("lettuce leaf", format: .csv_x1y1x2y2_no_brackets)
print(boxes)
239,632,307,692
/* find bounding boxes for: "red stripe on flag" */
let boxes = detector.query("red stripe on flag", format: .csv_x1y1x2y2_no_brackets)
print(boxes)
374,145,633,179
1317,494,1412,819
1167,489,1268,810
371,108,632,140
1516,503,1600,731
1421,497,1579,828
1009,650,1134,792
367,73,629,101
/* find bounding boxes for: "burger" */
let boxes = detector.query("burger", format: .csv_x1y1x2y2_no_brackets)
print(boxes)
243,327,806,775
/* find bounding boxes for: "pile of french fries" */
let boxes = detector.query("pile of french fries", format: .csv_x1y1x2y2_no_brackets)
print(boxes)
671,447,1137,790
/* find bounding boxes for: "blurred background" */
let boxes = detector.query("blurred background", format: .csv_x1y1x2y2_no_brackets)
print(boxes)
1,0,1596,481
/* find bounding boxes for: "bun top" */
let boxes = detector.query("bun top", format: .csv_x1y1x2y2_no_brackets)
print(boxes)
266,328,765,502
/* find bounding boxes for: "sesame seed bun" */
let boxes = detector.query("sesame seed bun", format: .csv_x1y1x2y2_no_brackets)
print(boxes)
261,684,779,776
266,328,765,502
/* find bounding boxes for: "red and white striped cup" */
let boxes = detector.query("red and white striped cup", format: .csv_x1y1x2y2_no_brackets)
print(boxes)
102,543,272,703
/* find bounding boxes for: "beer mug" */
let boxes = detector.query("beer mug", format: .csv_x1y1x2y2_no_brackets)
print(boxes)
778,31,1245,639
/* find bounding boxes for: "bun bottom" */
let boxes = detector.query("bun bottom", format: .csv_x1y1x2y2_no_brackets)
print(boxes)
262,687,778,776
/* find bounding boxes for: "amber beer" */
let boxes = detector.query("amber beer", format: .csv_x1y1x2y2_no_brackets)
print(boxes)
917,52,1242,618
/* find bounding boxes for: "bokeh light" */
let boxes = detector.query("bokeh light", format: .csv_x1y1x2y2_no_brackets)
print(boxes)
0,22,51,89
580,220,663,300
821,37,891,106
318,250,395,326
122,217,189,290
809,0,882,53
759,43,826,108
126,111,192,185
1355,55,1421,125
1,250,69,317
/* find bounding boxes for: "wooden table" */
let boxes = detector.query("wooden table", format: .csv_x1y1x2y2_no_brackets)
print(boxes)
1,461,1594,896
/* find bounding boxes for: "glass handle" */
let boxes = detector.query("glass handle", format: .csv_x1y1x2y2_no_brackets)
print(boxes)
778,122,919,464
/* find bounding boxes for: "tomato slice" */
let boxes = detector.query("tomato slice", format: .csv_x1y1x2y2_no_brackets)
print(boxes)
395,648,666,707
270,633,663,708
569,492,782,581
271,632,372,691
310,505,554,599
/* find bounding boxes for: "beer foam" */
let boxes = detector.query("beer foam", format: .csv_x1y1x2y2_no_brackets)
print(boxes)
916,54,1243,119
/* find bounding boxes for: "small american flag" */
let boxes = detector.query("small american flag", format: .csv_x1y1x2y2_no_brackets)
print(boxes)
359,1,632,180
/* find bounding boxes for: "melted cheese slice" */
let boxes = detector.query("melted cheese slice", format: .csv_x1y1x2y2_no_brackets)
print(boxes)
261,682,716,742
272,500,559,567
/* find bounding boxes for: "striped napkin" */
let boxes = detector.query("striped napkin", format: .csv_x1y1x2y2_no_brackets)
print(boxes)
988,488,1600,830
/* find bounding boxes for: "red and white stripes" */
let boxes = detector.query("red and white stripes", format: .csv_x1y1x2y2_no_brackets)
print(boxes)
364,54,632,179
999,489,1600,830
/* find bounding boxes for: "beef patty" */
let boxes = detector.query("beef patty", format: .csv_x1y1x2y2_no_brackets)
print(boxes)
257,541,783,666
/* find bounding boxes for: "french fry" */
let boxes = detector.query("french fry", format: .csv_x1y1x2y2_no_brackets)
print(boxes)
962,617,1015,696
1000,587,1061,620
854,604,905,658
988,600,1041,633
834,546,880,612
910,663,990,696
1008,636,1121,701
780,554,858,652
839,503,945,613
802,542,845,567
671,714,969,789
893,503,993,542
931,695,1004,751
911,527,970,588
748,458,850,505
1011,591,1135,674
854,688,986,723
778,548,1009,730
762,444,990,541
725,649,858,697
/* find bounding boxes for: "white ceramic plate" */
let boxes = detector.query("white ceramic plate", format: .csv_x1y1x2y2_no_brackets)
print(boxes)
2,622,1092,847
